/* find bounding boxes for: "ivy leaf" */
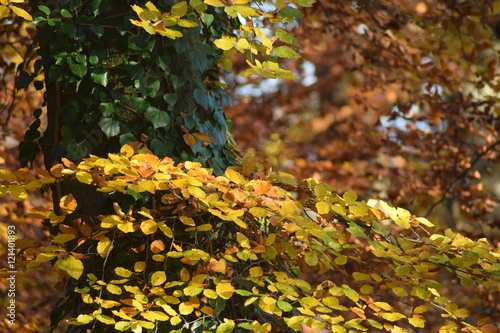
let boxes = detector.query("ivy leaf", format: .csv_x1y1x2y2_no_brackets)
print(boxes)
70,64,87,77
99,117,120,138
145,106,170,128
38,5,51,15
60,8,73,18
91,68,109,86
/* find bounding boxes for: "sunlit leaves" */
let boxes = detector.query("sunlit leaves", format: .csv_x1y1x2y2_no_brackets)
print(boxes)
131,1,196,40
56,257,84,279
3,144,500,332
151,271,167,286
216,282,235,299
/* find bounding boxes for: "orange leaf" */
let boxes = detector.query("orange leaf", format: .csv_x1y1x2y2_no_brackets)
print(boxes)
150,239,165,253
183,133,196,146
192,132,212,142
180,267,190,282
60,194,77,214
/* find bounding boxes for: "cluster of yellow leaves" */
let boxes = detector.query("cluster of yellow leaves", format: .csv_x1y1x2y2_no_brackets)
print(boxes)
131,0,313,80
2,144,500,332
0,0,32,20
130,1,197,39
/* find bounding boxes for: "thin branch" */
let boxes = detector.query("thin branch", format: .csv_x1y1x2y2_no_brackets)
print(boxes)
425,138,500,218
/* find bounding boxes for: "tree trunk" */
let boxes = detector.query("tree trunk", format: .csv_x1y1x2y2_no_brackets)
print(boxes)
31,1,237,331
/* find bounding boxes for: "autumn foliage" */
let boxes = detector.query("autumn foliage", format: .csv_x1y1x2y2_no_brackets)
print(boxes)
2,144,500,332
1,0,500,332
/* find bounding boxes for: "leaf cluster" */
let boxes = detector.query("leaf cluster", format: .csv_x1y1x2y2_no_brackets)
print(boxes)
2,144,500,332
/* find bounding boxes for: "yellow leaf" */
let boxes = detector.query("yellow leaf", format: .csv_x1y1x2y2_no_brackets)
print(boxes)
204,0,225,7
304,251,318,266
352,272,369,281
216,282,235,299
316,201,330,215
171,1,188,16
76,171,93,184
415,217,434,227
53,233,77,244
35,252,58,262
391,287,408,297
204,288,218,299
379,312,406,322
0,6,11,19
115,267,133,278
215,36,236,50
236,232,250,248
179,302,194,315
187,186,206,199
95,314,115,325
177,18,198,27
197,223,212,231
343,189,358,203
97,237,112,257
184,286,203,296
170,315,182,325
157,27,183,39
373,302,393,311
158,222,173,238
408,316,425,328
216,319,235,333
9,185,28,200
140,219,158,235
75,314,93,324
453,308,470,319
225,168,243,184
259,296,277,314
183,249,210,261
249,267,263,277
56,257,84,279
141,311,169,321
106,284,122,295
134,261,146,272
349,203,368,216
10,5,32,20
265,233,277,246
201,305,215,315
360,284,373,294
334,254,347,265
180,216,196,226
0,169,16,181
151,271,167,286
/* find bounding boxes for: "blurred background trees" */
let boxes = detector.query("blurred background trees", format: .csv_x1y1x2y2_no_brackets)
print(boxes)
227,0,500,241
